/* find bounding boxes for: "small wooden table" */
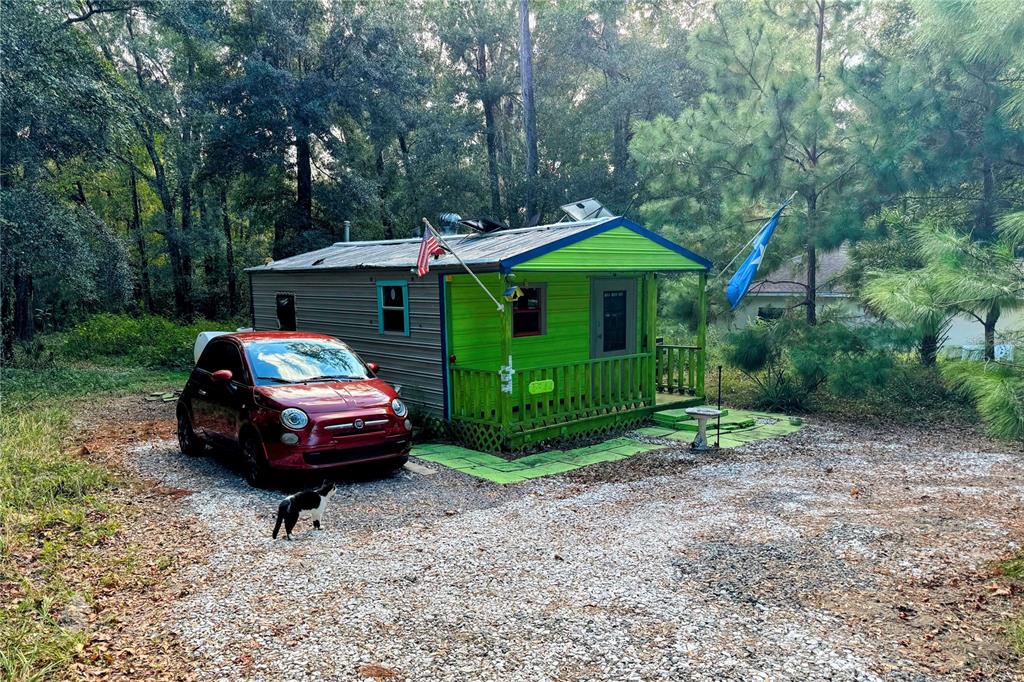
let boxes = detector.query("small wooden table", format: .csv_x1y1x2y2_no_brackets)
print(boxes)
685,406,722,451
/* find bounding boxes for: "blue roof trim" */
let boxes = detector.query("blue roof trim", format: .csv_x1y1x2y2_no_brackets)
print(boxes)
497,217,712,273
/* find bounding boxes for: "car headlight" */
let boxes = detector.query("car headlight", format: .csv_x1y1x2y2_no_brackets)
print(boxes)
391,398,407,418
280,408,309,430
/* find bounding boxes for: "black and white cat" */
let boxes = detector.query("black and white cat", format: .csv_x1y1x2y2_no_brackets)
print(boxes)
272,480,337,540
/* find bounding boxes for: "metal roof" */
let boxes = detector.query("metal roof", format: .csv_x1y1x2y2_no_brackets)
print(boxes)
247,216,711,273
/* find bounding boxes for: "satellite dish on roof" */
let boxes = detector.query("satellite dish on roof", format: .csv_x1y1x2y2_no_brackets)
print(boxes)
458,216,508,234
561,198,614,221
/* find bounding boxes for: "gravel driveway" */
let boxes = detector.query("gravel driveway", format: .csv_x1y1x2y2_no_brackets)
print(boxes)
126,421,1024,681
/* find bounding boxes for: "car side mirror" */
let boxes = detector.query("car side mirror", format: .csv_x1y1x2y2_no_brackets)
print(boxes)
211,369,233,383
366,362,380,374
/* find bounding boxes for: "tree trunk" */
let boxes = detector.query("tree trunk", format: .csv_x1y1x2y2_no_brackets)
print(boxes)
477,41,502,219
376,146,396,240
296,135,313,229
128,167,153,313
13,265,34,342
1,280,13,363
198,185,218,320
177,57,196,322
603,11,630,202
500,100,518,224
518,0,539,226
221,185,237,316
919,331,938,366
178,160,194,321
397,132,417,209
804,0,825,326
127,16,190,319
805,192,818,325
977,156,996,241
612,113,630,196
984,303,1000,360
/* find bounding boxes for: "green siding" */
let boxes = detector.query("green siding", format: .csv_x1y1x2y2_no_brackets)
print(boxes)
449,272,591,370
449,271,655,372
512,226,706,272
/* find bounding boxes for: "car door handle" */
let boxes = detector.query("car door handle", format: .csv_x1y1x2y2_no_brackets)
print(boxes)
197,389,207,396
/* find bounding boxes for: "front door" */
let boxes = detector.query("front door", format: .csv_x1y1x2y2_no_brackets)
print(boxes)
590,278,637,358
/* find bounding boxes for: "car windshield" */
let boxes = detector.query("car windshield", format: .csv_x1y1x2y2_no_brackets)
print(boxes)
246,339,371,385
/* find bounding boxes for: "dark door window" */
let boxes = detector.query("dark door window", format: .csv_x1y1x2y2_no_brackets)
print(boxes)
276,293,296,331
602,290,628,352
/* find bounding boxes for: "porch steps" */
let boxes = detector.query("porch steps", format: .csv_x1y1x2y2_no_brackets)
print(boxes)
655,405,729,428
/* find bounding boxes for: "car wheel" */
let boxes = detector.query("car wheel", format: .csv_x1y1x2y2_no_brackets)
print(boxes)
241,433,271,488
177,409,203,456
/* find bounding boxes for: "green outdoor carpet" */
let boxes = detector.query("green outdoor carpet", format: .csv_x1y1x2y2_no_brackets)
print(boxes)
411,437,662,485
411,409,801,484
636,407,802,448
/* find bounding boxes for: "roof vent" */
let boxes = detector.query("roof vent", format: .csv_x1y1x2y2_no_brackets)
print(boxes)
438,212,462,234
561,198,613,221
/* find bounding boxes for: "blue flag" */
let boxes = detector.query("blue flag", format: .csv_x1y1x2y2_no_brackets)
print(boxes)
726,200,791,309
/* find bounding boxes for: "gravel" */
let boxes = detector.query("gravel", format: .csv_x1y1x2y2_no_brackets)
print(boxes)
123,420,1024,681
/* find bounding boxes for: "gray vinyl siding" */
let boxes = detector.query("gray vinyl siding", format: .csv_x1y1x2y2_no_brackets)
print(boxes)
249,269,445,418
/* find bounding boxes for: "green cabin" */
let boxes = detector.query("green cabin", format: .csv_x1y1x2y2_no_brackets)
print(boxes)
247,216,711,451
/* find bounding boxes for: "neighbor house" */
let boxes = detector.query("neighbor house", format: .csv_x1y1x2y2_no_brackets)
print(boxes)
247,216,712,451
729,244,1022,350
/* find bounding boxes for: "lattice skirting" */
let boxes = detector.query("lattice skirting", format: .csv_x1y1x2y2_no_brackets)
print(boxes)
448,409,653,454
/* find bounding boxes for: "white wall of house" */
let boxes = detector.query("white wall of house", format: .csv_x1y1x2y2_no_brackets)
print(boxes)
721,293,1023,349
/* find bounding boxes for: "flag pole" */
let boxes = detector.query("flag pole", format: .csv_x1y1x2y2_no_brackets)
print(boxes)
422,218,504,312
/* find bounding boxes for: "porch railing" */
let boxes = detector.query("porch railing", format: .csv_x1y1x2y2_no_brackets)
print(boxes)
655,343,701,394
450,352,655,431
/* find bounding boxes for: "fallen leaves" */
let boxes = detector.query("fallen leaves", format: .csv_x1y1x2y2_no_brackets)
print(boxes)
357,663,401,680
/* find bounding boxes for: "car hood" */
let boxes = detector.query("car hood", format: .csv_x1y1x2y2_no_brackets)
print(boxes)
255,379,396,414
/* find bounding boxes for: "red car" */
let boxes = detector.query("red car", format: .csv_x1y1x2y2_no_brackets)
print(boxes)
176,331,412,486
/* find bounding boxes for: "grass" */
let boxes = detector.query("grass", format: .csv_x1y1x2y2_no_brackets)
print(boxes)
999,553,1024,657
0,362,184,681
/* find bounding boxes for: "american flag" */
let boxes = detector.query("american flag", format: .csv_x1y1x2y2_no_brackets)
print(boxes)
416,224,447,276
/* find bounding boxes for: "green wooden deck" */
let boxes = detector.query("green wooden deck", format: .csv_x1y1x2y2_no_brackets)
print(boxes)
449,342,705,450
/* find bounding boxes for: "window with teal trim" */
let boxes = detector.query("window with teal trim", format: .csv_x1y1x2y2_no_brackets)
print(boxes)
377,280,410,336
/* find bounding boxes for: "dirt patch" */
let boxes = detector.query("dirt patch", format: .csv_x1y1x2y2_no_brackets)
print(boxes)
62,394,207,680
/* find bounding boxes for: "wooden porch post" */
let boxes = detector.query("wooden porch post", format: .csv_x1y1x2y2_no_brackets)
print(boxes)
646,273,658,405
696,271,707,398
498,274,512,432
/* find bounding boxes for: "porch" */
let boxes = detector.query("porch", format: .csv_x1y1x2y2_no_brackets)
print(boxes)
449,342,705,450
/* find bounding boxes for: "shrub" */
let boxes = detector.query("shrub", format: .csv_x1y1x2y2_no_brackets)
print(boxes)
61,314,229,370
721,312,910,411
941,359,1024,440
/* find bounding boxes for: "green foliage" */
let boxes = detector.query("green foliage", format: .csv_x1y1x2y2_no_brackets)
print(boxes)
61,314,227,370
941,360,1024,440
721,313,908,410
